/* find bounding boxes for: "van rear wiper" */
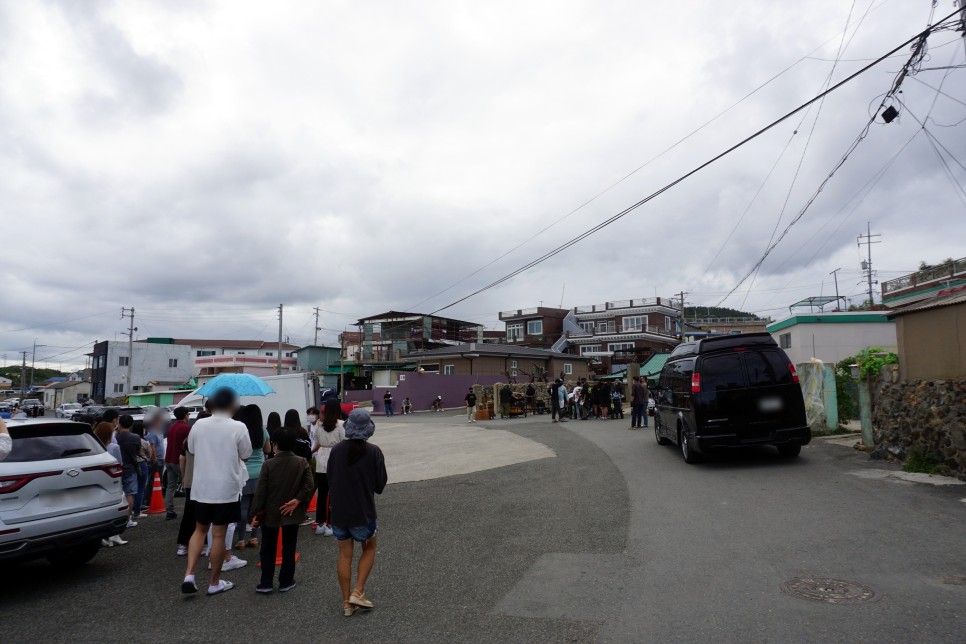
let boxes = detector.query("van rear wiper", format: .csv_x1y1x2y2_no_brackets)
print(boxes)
60,448,92,457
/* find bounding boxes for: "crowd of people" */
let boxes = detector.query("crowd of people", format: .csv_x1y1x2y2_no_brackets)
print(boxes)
545,376,651,429
87,388,387,614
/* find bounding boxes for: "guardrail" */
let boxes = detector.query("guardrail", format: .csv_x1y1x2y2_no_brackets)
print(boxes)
882,257,966,295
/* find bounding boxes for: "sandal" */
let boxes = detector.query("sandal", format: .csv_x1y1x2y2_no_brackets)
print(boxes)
343,601,357,617
349,590,374,609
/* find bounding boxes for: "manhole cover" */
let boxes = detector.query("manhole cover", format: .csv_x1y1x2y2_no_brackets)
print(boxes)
942,575,966,586
781,577,879,604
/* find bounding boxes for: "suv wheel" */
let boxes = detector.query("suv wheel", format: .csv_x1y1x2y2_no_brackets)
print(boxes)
47,540,101,567
678,426,702,464
654,417,670,445
777,443,802,458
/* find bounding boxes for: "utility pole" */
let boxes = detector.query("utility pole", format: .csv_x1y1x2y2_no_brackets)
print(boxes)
120,307,136,399
277,304,284,373
339,329,346,396
829,268,842,310
313,307,321,346
29,339,47,389
857,223,881,309
19,351,28,397
674,291,687,339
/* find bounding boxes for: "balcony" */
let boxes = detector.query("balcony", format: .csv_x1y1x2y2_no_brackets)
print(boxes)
499,307,543,320
569,323,676,339
882,257,966,302
573,297,680,314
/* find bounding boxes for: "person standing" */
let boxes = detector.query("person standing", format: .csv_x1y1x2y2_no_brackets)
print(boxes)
499,385,512,419
525,384,536,415
464,388,477,423
382,391,394,417
0,418,10,461
311,399,345,536
639,377,650,428
630,377,647,430
93,422,129,547
250,427,315,594
236,405,270,550
181,388,252,597
115,415,142,528
164,407,191,520
327,409,388,617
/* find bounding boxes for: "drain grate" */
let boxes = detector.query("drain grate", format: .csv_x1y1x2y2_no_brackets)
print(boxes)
781,577,879,604
942,575,966,586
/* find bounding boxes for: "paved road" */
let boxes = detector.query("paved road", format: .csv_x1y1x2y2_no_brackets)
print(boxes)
2,412,964,642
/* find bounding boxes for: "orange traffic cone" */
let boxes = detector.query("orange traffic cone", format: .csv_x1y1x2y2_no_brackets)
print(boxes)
146,473,166,514
307,491,318,513
257,527,301,567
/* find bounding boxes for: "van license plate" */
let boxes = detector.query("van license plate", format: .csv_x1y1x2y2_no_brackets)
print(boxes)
759,397,783,412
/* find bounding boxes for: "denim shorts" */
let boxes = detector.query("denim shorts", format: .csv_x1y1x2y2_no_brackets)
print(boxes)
332,521,378,542
121,472,138,496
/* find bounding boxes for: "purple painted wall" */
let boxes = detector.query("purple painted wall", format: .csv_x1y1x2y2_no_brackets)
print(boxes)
344,373,507,414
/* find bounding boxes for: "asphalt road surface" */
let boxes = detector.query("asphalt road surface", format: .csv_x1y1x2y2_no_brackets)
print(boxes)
3,412,964,643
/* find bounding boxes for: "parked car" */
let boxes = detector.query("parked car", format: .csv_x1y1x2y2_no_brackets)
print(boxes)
19,399,45,417
0,419,128,566
73,406,144,426
653,333,809,463
55,403,83,419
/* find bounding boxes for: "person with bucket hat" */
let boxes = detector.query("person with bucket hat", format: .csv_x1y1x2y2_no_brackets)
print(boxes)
326,409,388,617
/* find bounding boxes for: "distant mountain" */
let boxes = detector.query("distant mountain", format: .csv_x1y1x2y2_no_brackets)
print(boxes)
684,306,760,320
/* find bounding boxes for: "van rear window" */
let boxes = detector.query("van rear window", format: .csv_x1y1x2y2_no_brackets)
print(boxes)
744,350,793,386
6,425,106,463
700,354,745,392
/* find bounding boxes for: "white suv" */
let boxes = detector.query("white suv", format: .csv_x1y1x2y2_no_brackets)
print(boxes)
0,419,128,566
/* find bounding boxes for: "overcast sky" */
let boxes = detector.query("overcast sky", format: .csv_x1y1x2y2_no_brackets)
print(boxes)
2,0,964,370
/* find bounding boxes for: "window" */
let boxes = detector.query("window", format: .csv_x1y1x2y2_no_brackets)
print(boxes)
779,333,791,349
622,316,647,332
579,345,601,355
730,330,741,335
421,363,439,373
527,320,543,335
564,363,573,375
285,353,294,358
608,342,636,352
507,323,524,341
510,360,518,368
443,364,455,375
168,359,178,368
236,351,246,355
196,350,216,357
265,352,274,357
744,350,793,386
665,316,671,330
596,321,616,334
699,354,745,393
511,370,517,377
113,383,124,393
118,356,129,367
578,321,594,334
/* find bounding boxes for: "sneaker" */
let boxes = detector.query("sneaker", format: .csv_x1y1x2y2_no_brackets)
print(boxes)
126,520,138,528
279,581,296,593
255,584,273,594
299,517,313,526
177,545,188,556
206,580,234,596
109,535,128,546
101,538,113,548
222,555,248,571
314,525,326,536
323,525,334,537
166,511,178,520
136,513,149,519
182,576,198,594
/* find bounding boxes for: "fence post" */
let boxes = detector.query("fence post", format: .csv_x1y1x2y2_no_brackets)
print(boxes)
856,380,874,447
822,364,838,431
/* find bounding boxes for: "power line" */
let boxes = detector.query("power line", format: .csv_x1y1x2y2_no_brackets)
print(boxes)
430,10,964,315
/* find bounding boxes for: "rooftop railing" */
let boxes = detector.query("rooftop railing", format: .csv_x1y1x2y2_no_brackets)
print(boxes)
574,297,680,314
882,257,966,296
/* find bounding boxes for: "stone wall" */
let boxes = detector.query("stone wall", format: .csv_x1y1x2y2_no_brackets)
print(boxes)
871,375,966,480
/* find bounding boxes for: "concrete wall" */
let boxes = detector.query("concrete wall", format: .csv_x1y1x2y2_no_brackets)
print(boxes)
895,303,966,381
775,322,897,366
102,341,194,398
345,373,509,413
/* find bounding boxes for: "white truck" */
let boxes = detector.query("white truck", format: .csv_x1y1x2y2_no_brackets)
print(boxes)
179,373,320,425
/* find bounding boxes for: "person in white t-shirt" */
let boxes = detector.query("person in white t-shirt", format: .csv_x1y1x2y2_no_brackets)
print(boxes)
181,388,252,597
0,418,11,461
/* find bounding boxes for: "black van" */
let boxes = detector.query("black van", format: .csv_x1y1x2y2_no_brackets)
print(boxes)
653,333,809,463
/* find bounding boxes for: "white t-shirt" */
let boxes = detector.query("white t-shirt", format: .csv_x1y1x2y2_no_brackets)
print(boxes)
187,412,252,504
0,433,11,461
311,420,345,474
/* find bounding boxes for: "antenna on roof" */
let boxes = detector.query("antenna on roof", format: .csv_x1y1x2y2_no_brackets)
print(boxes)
559,283,566,308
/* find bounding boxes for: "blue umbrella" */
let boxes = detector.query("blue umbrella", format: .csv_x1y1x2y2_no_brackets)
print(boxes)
195,373,275,397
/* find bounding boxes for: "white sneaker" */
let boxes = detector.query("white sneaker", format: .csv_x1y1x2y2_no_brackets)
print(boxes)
109,535,128,546
176,545,188,556
135,513,149,519
126,520,138,528
222,555,248,571
323,525,334,537
101,539,113,548
314,525,325,536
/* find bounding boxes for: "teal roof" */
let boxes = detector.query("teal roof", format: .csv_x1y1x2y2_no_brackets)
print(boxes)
641,352,671,377
766,313,892,333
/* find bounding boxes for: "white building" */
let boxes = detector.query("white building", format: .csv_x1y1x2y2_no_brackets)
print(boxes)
0,376,12,388
766,312,897,366
136,338,301,380
91,340,194,403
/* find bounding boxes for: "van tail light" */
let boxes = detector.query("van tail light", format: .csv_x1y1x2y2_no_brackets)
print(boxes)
691,373,701,393
789,363,799,383
83,463,124,478
0,470,62,494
